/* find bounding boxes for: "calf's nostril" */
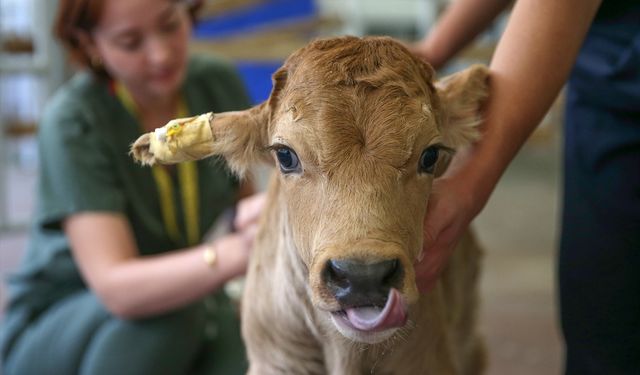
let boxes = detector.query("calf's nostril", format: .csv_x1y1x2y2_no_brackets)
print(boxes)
323,258,404,308
325,259,351,289
382,259,401,286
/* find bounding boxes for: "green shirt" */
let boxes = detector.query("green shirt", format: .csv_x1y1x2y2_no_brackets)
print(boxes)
6,54,251,310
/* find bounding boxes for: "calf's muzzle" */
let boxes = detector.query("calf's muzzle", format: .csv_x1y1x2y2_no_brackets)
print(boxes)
323,258,403,308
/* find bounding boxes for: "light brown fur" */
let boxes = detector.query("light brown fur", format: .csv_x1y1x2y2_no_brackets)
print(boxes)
133,35,490,374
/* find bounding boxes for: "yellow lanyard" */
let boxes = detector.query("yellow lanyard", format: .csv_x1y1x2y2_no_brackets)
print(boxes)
115,82,200,246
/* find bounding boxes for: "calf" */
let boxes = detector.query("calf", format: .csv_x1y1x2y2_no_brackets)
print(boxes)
132,36,489,374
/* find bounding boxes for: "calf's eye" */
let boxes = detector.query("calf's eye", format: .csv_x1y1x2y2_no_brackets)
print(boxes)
419,146,439,174
275,147,301,174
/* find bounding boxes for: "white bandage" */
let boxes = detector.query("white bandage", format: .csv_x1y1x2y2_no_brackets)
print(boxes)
147,112,215,164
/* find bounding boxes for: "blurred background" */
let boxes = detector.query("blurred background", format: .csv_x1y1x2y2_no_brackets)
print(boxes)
0,0,564,373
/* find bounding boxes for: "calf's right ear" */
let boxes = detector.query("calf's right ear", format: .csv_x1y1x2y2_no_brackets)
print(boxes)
130,102,270,176
131,67,292,176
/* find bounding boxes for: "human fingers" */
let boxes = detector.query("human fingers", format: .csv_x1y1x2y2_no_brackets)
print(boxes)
419,183,450,257
416,217,454,293
238,223,259,249
416,226,461,293
234,192,267,231
418,191,472,293
415,182,460,292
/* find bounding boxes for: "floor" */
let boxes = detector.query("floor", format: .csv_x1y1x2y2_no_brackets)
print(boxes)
475,137,564,374
0,132,565,374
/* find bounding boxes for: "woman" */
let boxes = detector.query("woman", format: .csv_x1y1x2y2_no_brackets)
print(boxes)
411,0,640,373
0,0,261,373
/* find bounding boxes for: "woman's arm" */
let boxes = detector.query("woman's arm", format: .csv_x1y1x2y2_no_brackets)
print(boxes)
64,203,259,319
417,0,602,292
411,0,513,69
458,0,602,205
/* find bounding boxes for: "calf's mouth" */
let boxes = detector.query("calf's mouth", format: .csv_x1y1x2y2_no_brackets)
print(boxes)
319,257,411,342
331,288,408,332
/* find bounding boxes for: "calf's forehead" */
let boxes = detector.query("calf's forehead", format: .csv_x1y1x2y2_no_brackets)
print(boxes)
269,37,442,170
273,83,440,173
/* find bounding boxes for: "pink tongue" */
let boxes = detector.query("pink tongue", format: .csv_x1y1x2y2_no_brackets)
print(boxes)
345,288,408,332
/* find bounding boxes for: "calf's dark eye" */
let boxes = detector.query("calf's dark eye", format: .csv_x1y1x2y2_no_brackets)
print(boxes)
276,147,301,173
419,146,439,174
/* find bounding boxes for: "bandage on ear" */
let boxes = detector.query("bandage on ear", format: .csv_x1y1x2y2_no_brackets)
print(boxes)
132,112,215,165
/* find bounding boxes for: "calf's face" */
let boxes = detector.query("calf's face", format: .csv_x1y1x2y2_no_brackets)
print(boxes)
132,36,489,345
272,81,441,344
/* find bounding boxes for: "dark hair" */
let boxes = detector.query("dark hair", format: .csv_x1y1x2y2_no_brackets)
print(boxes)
53,0,202,76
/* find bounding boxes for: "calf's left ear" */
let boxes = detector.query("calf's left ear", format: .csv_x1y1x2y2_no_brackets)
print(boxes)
436,64,490,149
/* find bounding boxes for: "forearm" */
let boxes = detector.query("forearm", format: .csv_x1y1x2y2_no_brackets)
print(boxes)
419,0,512,69
66,213,248,319
461,0,601,213
100,241,238,318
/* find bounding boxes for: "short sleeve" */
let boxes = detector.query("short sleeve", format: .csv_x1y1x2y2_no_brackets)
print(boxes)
36,95,126,229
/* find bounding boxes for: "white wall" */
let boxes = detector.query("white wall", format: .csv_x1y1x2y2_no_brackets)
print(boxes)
316,0,444,38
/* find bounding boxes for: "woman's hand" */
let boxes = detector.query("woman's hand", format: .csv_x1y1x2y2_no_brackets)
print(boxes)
416,177,475,293
415,149,490,293
212,192,267,278
213,231,254,279
234,192,267,235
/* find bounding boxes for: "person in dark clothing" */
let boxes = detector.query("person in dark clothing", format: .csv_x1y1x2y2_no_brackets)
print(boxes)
410,1,640,373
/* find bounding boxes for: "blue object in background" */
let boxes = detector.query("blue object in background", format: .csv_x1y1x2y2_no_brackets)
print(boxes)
235,61,282,104
193,0,317,104
193,0,317,39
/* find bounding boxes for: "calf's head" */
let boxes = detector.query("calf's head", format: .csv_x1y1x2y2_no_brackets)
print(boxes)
132,36,488,344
